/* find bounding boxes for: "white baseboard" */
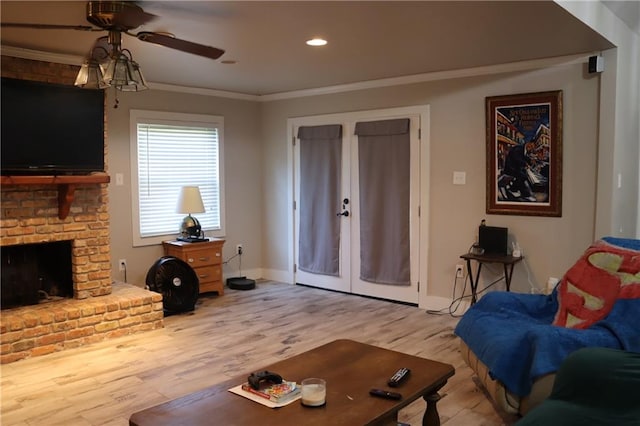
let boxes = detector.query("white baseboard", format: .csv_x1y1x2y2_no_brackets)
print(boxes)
259,268,294,284
422,295,453,311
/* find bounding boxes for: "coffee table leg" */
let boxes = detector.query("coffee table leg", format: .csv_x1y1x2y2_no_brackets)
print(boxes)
422,381,446,426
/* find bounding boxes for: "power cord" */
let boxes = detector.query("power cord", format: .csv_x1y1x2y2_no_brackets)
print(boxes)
222,253,240,265
223,249,244,277
520,258,541,293
426,267,506,318
426,272,468,317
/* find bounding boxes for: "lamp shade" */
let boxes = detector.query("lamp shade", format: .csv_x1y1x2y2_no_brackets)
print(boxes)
176,186,205,214
117,59,148,92
74,58,109,89
101,51,148,91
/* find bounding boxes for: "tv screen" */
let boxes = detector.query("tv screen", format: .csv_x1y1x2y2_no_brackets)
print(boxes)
1,77,105,175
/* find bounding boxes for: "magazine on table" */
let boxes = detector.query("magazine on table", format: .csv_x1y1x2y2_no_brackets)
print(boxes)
229,380,301,408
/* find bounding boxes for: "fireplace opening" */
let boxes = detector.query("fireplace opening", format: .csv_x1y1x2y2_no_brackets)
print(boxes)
1,241,73,309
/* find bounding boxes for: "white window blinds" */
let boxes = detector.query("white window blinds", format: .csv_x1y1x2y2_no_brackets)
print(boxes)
131,111,224,244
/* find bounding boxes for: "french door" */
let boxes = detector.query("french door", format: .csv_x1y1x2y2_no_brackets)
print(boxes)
293,108,422,304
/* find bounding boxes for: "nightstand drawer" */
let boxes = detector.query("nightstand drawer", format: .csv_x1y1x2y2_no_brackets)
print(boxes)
194,265,222,284
184,247,222,268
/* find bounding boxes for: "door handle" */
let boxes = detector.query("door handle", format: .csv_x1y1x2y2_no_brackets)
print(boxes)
337,211,350,217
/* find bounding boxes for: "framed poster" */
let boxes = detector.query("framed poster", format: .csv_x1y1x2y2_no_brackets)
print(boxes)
486,90,563,216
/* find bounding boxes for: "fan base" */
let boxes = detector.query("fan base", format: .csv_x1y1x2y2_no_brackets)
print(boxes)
227,276,256,291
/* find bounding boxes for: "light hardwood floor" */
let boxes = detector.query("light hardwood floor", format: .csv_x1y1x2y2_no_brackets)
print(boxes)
1,281,519,426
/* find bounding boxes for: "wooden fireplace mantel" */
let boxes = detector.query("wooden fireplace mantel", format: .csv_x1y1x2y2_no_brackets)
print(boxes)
1,174,111,219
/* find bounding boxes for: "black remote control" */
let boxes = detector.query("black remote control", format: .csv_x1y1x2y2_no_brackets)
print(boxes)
369,388,402,400
388,367,411,387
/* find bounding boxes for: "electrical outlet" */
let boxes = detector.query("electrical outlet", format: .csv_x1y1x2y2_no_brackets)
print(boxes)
236,244,243,255
118,259,127,272
455,264,464,278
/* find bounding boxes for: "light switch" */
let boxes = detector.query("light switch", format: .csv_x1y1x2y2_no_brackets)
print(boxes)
116,173,124,186
453,171,466,185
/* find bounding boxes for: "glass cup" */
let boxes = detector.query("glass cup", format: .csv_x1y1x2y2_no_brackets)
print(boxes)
300,378,326,407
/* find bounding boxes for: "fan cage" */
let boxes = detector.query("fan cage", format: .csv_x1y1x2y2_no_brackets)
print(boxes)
146,256,199,314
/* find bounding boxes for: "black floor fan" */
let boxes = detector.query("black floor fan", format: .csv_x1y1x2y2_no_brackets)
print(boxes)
146,256,199,315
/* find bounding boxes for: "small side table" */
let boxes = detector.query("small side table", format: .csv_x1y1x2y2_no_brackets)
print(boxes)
163,239,225,295
460,252,523,304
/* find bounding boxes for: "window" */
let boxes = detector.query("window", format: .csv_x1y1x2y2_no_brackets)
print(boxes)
130,110,225,246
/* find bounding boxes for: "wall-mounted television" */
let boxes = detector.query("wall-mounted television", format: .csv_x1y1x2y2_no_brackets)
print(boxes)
1,77,105,175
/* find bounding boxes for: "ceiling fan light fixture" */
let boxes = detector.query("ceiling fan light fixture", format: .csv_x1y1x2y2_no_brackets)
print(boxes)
118,60,148,92
74,58,109,89
100,50,148,91
101,52,130,85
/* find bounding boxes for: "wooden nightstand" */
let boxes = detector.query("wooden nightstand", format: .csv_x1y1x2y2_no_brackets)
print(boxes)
163,239,225,295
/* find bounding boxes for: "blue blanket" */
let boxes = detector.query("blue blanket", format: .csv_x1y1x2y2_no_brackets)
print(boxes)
454,237,640,397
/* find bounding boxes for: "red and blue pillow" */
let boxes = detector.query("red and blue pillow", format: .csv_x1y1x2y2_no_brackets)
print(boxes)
553,239,640,329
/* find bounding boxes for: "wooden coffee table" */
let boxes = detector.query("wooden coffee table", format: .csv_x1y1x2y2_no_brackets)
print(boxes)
129,339,455,426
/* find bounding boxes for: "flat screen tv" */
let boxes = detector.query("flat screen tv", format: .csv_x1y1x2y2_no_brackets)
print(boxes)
1,77,105,175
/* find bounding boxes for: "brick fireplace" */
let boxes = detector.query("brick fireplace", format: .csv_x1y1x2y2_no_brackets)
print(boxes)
0,56,163,364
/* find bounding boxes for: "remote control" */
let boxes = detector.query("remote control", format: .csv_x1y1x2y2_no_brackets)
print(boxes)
387,367,411,387
369,388,402,400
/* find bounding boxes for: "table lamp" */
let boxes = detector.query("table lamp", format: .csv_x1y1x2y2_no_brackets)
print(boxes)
176,186,206,242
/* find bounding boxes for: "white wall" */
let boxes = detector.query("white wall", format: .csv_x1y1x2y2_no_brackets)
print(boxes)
557,1,640,238
261,62,600,305
107,89,262,286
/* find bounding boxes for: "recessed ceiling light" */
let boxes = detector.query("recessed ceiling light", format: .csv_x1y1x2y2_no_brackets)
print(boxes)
306,38,327,47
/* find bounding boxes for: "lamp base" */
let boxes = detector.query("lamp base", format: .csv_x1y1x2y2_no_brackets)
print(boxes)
179,214,204,241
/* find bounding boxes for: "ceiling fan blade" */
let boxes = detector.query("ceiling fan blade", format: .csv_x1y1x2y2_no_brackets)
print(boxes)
136,31,225,60
1,23,97,31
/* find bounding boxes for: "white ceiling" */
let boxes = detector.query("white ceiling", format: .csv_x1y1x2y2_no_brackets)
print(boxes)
0,1,620,97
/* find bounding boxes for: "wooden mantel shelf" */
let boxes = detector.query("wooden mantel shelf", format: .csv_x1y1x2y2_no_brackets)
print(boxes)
1,174,111,219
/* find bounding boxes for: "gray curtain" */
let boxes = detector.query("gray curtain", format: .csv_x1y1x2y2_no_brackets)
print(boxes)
355,118,410,286
297,125,342,276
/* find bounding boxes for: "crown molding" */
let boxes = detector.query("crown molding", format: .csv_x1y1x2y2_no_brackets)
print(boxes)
1,45,83,66
2,45,596,102
147,82,258,101
258,53,595,102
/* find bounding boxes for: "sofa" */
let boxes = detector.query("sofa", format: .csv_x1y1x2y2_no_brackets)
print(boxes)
515,347,640,425
454,237,640,416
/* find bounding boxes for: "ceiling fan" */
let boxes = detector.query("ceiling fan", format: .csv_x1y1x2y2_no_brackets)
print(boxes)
1,1,225,61
2,1,225,93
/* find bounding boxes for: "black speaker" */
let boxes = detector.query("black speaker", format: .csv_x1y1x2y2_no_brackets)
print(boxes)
478,226,508,255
